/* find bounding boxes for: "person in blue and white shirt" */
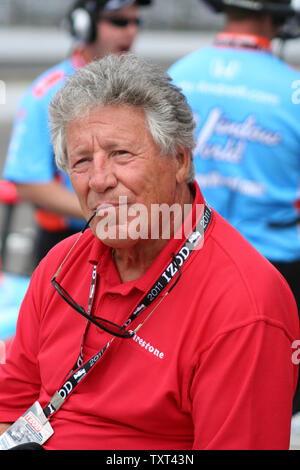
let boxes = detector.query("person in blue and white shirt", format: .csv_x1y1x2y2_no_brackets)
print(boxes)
3,0,152,266
169,0,300,419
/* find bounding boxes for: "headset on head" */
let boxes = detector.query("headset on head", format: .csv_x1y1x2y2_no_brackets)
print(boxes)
201,0,300,38
68,0,152,44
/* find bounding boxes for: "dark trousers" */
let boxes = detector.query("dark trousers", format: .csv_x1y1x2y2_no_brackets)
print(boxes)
271,259,300,415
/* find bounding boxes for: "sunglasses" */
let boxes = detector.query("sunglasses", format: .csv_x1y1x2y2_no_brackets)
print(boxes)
102,17,141,28
51,214,182,339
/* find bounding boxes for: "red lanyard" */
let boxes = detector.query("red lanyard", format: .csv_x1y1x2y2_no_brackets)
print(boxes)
214,32,272,52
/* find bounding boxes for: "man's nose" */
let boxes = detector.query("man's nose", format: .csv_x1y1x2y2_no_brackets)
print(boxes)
89,156,117,193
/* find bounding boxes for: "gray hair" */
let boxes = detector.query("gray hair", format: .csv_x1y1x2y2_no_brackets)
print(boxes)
49,53,196,182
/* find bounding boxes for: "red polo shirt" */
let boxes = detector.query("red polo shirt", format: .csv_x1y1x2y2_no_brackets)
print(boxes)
0,183,298,449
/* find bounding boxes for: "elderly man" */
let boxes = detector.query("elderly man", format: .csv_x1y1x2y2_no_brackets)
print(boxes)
0,54,298,450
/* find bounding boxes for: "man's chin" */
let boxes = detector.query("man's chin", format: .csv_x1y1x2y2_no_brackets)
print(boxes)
94,223,136,244
94,235,143,253
116,47,131,56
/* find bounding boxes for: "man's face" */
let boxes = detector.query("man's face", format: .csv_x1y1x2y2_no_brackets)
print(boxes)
66,105,190,249
93,4,140,57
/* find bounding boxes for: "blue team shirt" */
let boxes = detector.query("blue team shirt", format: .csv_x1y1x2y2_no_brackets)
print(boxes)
3,56,85,231
169,45,300,262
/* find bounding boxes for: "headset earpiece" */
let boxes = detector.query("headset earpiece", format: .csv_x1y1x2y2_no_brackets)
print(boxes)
69,7,97,43
68,0,106,43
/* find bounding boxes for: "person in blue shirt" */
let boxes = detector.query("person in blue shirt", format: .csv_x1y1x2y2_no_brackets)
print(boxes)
169,0,300,420
2,0,152,266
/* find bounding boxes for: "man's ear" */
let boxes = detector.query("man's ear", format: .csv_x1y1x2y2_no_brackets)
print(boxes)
175,147,191,184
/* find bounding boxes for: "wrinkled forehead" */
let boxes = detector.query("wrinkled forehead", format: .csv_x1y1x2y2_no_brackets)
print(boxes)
65,104,152,151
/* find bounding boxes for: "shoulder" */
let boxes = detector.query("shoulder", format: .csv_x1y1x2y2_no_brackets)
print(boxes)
168,47,212,76
209,211,284,295
13,59,74,128
268,53,300,74
193,210,299,338
263,55,300,91
27,58,74,102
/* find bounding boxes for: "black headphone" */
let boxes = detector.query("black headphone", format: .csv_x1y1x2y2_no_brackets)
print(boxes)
68,0,152,44
68,0,107,43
